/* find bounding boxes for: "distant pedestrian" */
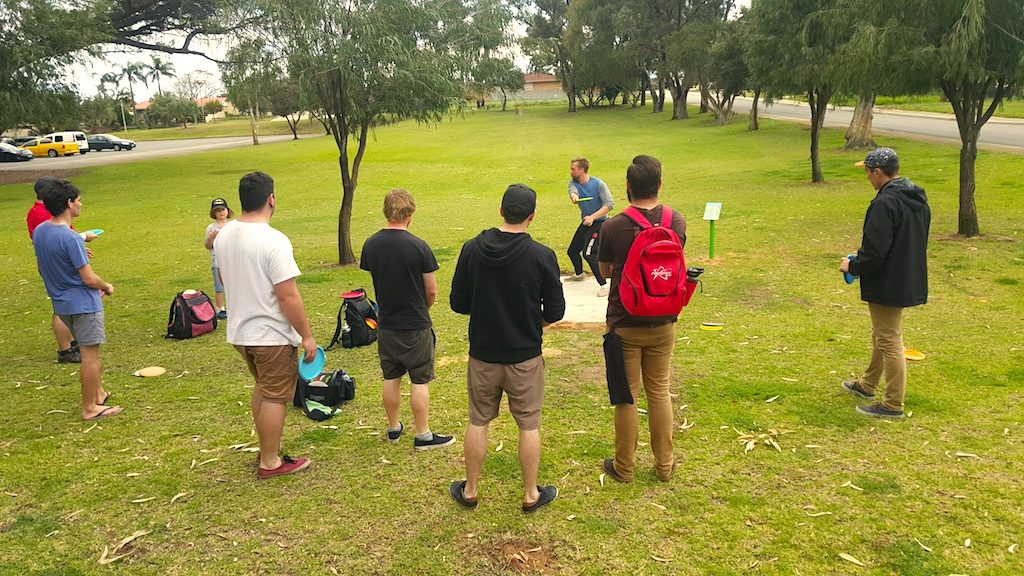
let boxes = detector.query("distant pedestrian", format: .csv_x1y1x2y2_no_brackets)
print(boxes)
360,189,455,450
33,179,120,420
598,155,686,483
203,197,234,320
215,172,318,478
565,157,613,296
449,184,566,513
841,148,930,419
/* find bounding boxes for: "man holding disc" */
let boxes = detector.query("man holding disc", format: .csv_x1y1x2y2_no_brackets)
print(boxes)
566,157,614,296
840,147,931,420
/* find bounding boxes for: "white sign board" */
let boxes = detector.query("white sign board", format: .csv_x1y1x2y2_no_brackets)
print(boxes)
703,202,722,221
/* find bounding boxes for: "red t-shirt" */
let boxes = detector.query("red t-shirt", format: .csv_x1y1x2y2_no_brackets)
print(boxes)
27,201,51,239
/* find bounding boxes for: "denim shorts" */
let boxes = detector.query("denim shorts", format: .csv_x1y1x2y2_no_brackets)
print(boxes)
211,266,224,293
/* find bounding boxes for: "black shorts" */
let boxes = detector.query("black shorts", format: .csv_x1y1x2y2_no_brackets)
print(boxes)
377,328,436,384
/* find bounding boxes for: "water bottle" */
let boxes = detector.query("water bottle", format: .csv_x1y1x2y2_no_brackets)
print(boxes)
585,232,598,258
681,267,705,306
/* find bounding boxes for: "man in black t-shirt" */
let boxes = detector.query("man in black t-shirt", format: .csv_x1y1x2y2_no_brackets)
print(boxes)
360,189,455,451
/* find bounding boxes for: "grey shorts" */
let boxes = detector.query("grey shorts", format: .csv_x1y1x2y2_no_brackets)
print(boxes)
378,328,435,384
58,311,106,346
467,354,544,430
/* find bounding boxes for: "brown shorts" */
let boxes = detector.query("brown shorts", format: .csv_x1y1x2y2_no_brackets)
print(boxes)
235,345,298,404
378,328,436,384
467,354,544,430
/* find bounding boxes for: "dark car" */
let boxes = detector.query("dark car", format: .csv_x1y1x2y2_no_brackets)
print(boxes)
5,136,35,147
87,134,136,151
0,142,34,162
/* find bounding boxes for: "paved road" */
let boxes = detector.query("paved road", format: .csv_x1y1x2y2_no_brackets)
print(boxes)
0,135,296,172
709,95,1024,153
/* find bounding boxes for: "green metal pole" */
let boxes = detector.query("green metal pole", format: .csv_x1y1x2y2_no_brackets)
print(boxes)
709,220,716,259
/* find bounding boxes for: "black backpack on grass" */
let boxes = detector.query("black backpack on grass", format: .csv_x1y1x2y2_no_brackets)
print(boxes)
325,289,378,350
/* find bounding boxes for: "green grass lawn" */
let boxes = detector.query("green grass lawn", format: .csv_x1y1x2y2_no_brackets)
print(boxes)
123,116,329,141
1,103,1022,575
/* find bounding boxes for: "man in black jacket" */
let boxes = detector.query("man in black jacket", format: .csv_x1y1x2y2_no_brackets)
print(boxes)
449,184,566,513
840,147,930,419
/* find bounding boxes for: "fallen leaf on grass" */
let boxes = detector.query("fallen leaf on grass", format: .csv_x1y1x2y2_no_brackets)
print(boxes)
651,555,672,563
840,481,864,491
1008,543,1018,554
804,445,822,449
638,408,648,415
98,529,151,565
964,539,971,547
320,425,338,430
678,419,695,430
766,395,779,403
379,457,392,465
767,438,782,452
744,440,756,454
914,538,932,552
599,473,606,487
566,430,587,435
650,502,667,511
838,553,865,567
805,511,833,517
45,530,59,538
781,378,798,383
189,459,196,470
170,492,189,504
954,452,981,459
228,442,254,450
45,409,67,415
130,497,155,503
4,492,17,497
126,473,140,478
495,441,504,452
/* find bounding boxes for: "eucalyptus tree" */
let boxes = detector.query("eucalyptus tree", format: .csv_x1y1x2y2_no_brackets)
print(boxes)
266,0,517,264
523,0,579,112
746,0,852,182
704,18,749,124
267,76,304,139
564,0,638,107
219,40,277,145
912,0,1024,236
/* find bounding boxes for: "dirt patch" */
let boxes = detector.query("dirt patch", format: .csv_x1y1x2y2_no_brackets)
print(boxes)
485,538,560,573
0,169,83,186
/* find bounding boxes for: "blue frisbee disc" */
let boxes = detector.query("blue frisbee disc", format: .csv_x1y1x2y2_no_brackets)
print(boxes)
843,254,857,284
298,346,326,380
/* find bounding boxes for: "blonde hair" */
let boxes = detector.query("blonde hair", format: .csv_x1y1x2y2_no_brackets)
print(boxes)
383,189,416,223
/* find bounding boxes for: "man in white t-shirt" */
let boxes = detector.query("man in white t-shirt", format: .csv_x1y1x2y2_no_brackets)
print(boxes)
215,171,318,479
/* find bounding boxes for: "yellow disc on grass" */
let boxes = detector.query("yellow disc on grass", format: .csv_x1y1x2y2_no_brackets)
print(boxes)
904,348,926,361
133,366,167,377
700,322,724,331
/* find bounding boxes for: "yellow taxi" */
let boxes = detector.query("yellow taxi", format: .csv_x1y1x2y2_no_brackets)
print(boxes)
19,137,80,157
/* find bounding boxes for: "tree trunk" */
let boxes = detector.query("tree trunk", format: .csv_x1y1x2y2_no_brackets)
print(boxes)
699,82,710,113
807,87,830,183
958,140,980,236
844,93,877,150
501,89,508,111
652,77,665,113
670,76,689,120
749,89,760,131
336,121,370,264
248,98,260,145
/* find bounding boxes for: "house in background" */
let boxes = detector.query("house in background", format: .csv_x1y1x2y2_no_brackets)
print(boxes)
488,72,566,104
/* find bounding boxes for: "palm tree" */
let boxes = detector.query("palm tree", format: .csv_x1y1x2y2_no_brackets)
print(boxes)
98,72,121,97
119,62,148,117
147,56,176,96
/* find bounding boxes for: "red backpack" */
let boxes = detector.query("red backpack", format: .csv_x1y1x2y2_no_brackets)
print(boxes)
618,206,686,317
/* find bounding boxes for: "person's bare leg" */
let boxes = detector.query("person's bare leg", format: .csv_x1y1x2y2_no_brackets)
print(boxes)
518,428,541,505
410,383,430,435
214,291,225,311
53,315,73,350
463,423,489,500
256,400,286,470
382,377,402,430
80,345,119,419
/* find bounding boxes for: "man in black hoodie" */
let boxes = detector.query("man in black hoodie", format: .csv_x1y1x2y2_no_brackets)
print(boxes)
840,147,930,419
449,184,566,513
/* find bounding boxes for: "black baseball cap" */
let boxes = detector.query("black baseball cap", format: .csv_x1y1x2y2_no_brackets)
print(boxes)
501,184,537,223
211,197,230,210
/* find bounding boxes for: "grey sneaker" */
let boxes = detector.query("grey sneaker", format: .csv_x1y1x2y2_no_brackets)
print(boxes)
414,432,456,451
565,273,586,282
842,380,874,399
856,403,904,420
386,422,404,443
57,346,81,364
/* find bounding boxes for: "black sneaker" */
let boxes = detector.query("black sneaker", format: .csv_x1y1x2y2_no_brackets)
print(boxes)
602,458,630,483
217,310,227,320
842,380,874,400
449,480,478,510
414,432,456,451
386,422,404,443
57,346,81,364
522,485,558,513
856,403,904,420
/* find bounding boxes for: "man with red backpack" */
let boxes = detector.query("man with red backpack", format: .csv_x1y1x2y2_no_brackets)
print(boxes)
597,155,686,483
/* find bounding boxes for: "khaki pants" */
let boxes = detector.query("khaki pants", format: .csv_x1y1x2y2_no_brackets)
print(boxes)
612,323,676,481
860,303,906,410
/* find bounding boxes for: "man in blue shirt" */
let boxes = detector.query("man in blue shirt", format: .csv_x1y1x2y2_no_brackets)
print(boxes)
566,157,614,296
33,180,121,420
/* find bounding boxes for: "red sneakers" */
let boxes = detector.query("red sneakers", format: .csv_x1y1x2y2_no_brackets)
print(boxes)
257,455,311,479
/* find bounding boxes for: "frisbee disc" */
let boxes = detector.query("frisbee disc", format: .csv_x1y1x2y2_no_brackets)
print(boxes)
133,366,166,377
700,322,724,331
365,318,378,329
904,348,926,361
576,197,593,201
298,346,326,380
84,228,105,236
842,254,857,284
